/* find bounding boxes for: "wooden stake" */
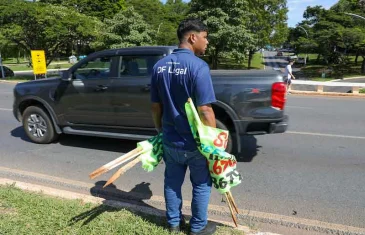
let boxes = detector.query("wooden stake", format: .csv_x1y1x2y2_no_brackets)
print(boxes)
89,147,143,179
227,191,239,214
103,155,140,188
225,192,238,227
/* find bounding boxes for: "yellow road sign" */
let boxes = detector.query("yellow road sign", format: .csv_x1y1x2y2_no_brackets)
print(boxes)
31,50,47,75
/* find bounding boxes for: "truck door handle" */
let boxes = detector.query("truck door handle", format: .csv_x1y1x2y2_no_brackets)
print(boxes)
94,85,108,92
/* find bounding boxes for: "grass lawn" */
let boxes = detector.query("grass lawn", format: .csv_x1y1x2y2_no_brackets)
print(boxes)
213,53,264,70
3,58,69,64
0,185,244,235
309,77,335,82
4,63,71,72
295,54,365,80
245,53,264,70
2,58,29,64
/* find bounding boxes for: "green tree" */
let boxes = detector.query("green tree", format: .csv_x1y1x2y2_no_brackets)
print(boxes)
188,0,254,69
332,0,365,71
126,0,165,33
39,0,126,20
290,3,365,74
246,0,288,68
92,7,153,49
0,0,101,65
126,0,190,46
158,0,190,45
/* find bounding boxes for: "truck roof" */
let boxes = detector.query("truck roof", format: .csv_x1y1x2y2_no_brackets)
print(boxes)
211,69,282,77
90,46,178,57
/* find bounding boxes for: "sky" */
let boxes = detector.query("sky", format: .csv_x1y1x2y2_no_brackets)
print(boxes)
287,0,338,27
160,0,339,28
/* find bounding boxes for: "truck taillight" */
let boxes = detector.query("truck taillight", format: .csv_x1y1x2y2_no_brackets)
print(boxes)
272,82,286,110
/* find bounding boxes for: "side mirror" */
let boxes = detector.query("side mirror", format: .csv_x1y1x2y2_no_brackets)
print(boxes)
61,70,72,81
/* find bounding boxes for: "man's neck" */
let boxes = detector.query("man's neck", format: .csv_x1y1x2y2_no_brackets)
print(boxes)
179,42,195,54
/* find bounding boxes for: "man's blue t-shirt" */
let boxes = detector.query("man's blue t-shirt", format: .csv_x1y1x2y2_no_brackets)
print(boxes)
150,48,216,151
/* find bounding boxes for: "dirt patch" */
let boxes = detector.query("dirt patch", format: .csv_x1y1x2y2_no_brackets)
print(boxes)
0,202,17,215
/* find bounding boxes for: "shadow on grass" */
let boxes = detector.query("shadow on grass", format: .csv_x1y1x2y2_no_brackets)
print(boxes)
69,181,163,226
68,181,224,234
68,180,228,234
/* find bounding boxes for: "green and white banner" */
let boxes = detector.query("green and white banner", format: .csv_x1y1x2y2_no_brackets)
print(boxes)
138,99,242,194
138,133,163,172
185,99,242,193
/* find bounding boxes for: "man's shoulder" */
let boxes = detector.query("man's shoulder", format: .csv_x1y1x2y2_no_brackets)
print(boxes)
154,55,171,66
183,55,209,71
196,57,209,68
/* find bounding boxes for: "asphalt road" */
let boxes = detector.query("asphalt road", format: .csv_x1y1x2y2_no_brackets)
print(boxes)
1,82,365,233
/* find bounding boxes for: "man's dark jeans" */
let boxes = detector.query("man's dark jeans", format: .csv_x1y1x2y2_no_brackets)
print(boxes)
163,145,212,233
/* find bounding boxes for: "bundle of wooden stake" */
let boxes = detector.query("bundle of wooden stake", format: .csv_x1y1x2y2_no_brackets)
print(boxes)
89,148,240,227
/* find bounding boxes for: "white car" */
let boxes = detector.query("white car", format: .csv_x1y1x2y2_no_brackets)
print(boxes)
287,54,298,61
296,57,306,64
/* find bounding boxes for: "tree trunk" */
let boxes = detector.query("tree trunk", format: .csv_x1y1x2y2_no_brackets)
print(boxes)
355,51,359,65
212,49,219,70
248,50,254,70
316,54,320,62
16,51,20,64
361,56,365,74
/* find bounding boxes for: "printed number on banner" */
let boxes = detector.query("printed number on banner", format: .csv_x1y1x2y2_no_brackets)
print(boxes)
212,160,222,175
213,132,228,148
212,160,236,175
212,177,228,189
226,170,242,184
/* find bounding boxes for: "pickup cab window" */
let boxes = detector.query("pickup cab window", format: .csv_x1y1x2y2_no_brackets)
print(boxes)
119,55,162,77
74,56,113,80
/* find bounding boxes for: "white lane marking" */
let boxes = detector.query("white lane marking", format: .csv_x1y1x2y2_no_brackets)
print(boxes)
287,131,365,140
285,106,314,109
0,108,12,111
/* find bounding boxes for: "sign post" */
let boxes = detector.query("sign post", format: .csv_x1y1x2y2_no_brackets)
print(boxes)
31,50,47,80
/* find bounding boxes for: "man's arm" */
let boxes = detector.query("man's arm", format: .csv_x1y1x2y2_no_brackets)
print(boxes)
288,65,295,79
151,102,163,132
197,104,216,128
290,72,295,79
194,64,217,128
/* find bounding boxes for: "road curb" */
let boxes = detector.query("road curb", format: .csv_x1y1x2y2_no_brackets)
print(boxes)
290,90,365,97
1,167,365,235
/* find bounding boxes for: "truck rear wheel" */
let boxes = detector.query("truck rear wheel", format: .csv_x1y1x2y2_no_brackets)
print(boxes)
22,106,58,144
216,119,233,153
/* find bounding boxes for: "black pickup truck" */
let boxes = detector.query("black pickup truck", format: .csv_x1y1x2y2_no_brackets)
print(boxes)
13,46,288,153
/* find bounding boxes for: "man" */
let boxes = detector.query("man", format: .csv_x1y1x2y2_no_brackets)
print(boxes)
150,19,217,235
285,59,295,94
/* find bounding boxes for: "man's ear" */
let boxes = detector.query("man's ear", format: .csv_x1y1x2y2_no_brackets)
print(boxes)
189,33,197,44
